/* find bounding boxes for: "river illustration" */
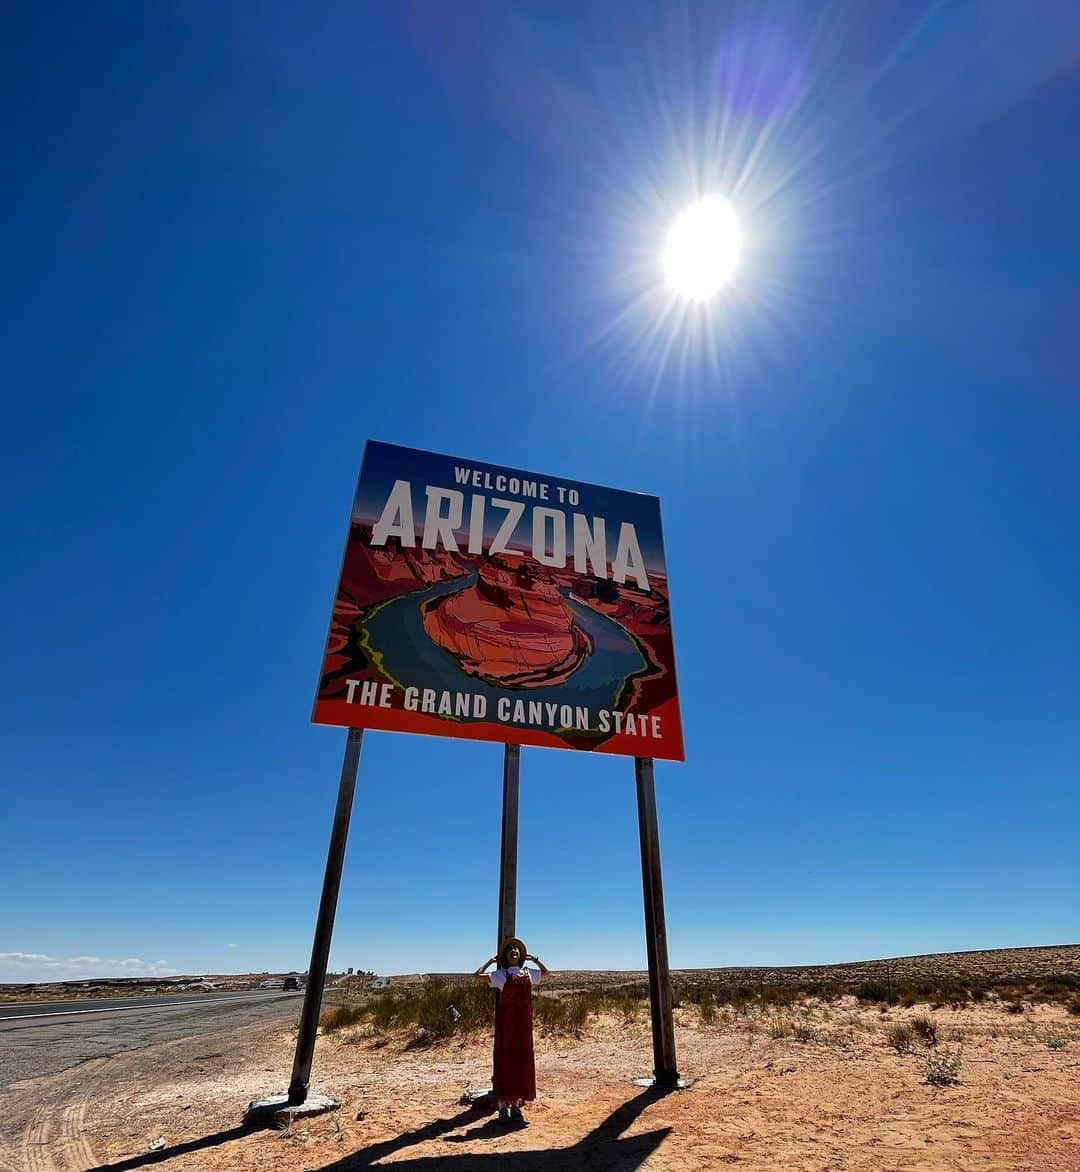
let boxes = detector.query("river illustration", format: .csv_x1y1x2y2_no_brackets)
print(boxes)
356,572,648,735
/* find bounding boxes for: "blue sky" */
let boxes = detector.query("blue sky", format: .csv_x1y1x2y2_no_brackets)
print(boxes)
3,1,1079,982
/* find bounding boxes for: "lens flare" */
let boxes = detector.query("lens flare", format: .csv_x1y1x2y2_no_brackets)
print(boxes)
663,196,742,300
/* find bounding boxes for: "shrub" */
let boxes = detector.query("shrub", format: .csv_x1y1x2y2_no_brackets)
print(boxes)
886,1023,917,1054
929,985,969,1010
608,993,640,1023
371,991,398,1031
1045,1034,1068,1051
320,1003,366,1035
532,993,591,1037
1038,974,1080,1000
857,981,891,1004
760,985,797,1008
921,1049,962,1087
910,1015,938,1046
767,1017,793,1039
792,1020,818,1043
713,983,758,1013
409,981,496,1038
698,994,716,1025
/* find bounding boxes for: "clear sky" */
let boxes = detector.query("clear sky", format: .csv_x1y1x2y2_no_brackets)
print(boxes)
3,2,1079,983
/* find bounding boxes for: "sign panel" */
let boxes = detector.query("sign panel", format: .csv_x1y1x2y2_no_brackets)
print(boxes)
313,441,684,760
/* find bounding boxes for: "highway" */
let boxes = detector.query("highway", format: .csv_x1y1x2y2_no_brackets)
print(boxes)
0,988,297,1021
0,989,303,1088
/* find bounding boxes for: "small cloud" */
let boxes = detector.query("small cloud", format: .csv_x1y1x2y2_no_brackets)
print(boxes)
0,952,176,982
228,943,238,949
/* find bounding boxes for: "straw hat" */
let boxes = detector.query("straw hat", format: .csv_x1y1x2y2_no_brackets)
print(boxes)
498,937,528,968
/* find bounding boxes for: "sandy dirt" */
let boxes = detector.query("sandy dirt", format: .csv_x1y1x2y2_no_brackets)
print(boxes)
3,998,1079,1171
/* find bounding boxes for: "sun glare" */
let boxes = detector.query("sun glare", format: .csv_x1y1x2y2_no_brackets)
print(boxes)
663,196,742,300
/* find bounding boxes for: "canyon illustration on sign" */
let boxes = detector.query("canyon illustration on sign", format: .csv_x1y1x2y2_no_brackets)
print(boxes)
313,441,684,761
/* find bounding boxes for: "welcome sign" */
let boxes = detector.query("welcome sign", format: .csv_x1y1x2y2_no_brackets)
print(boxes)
313,441,684,760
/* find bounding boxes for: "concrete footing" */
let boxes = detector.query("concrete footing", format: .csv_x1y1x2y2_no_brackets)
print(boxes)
631,1075,691,1089
243,1093,341,1126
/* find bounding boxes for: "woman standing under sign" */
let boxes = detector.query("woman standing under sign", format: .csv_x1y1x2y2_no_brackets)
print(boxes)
474,937,549,1125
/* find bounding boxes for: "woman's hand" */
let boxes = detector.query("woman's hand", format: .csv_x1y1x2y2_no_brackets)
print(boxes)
473,955,498,981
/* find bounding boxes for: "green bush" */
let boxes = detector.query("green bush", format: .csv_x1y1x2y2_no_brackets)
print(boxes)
886,1022,917,1053
320,1003,367,1035
921,1048,961,1086
608,994,640,1022
532,993,591,1036
371,991,399,1031
910,1015,938,1046
856,981,891,1004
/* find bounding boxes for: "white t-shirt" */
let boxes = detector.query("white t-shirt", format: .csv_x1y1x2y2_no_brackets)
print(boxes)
488,965,541,989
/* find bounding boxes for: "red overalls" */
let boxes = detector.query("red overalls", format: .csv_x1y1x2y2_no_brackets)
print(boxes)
493,970,536,1102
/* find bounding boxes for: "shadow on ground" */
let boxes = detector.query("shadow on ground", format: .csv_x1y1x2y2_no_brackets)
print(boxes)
305,1085,673,1170
84,1126,250,1172
84,1086,674,1172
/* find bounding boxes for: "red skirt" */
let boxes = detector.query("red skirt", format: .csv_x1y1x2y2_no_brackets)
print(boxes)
493,972,536,1102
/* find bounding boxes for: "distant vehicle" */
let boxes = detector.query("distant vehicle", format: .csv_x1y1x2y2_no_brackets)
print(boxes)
283,976,300,991
259,979,279,989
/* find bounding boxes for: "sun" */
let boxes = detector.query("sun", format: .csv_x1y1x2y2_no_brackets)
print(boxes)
663,195,742,300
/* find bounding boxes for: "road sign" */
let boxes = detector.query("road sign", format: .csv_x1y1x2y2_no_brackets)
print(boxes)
313,441,684,761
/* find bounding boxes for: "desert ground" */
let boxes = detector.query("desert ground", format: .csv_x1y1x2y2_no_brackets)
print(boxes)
3,948,1079,1172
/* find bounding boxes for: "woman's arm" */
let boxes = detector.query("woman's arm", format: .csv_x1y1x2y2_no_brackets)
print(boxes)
474,954,499,983
525,954,549,976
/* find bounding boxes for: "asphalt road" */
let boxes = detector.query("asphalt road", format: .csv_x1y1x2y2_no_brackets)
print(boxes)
0,989,303,1088
0,988,297,1020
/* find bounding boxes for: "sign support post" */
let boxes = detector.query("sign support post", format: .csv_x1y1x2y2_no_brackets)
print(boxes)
493,743,521,1093
465,743,521,1103
497,744,520,945
633,756,682,1088
245,727,363,1123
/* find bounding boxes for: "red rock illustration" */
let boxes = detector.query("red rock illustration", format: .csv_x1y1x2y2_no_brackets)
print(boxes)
422,554,591,686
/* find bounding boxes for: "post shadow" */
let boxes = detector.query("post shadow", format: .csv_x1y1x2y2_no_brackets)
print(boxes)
83,1125,251,1172
317,1082,676,1170
81,1082,677,1172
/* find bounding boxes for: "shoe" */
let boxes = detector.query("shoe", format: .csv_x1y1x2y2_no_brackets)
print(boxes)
510,1106,525,1126
498,1106,510,1123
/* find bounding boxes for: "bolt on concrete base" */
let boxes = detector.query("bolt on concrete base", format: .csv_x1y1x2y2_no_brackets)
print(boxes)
243,1093,341,1126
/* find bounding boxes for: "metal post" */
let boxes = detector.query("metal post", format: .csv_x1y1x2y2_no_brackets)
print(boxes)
464,743,522,1105
497,744,520,946
491,743,521,1096
635,756,680,1086
287,727,364,1105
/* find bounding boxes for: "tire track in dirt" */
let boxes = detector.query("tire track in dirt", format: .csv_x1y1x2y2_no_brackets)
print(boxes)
23,1106,57,1172
14,1101,98,1172
57,1103,97,1172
